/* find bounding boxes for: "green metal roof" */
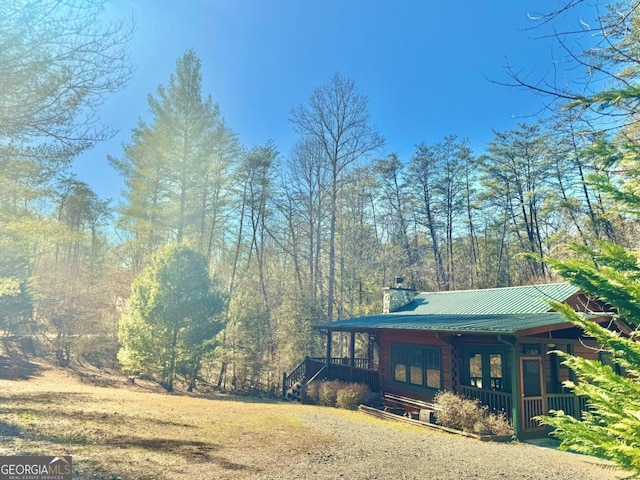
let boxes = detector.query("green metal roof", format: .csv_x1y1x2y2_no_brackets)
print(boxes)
397,282,580,315
317,312,577,335
315,283,592,335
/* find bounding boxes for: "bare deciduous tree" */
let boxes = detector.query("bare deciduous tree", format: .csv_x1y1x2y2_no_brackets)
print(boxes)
290,73,383,320
0,0,134,150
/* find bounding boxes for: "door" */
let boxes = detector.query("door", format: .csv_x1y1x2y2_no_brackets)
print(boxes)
520,356,545,432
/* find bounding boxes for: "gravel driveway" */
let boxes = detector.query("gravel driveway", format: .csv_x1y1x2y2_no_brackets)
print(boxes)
260,407,623,480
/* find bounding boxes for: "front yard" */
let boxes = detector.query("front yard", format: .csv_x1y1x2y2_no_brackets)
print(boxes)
0,362,623,479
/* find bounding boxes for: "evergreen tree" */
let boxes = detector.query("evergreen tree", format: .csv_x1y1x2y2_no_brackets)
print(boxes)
408,142,447,289
527,4,640,473
118,243,226,391
481,123,554,282
538,242,640,475
111,50,237,267
374,154,417,285
537,139,640,476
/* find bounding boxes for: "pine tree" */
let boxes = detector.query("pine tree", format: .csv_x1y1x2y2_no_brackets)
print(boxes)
481,123,554,282
111,50,237,267
538,248,640,474
537,144,640,475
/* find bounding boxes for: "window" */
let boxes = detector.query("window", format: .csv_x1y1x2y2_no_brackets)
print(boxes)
489,354,503,389
391,344,442,390
409,348,423,385
469,353,483,388
394,362,407,382
463,349,506,391
425,348,441,389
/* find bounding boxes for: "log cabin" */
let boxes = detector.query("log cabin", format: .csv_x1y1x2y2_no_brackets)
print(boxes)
283,282,625,439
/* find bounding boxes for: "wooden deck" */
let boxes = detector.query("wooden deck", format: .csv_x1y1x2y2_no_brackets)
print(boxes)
282,357,380,399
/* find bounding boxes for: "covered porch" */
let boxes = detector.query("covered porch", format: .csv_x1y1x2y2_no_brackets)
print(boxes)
458,385,587,431
284,315,600,439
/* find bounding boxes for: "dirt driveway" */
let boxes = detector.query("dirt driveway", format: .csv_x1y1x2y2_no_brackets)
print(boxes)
269,407,624,480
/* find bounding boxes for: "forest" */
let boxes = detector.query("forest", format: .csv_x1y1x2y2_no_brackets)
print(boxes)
1,0,639,396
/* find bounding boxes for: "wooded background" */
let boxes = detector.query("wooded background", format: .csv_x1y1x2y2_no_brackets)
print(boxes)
2,0,638,394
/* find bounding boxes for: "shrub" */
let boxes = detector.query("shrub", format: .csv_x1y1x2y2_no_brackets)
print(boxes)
433,391,513,436
483,411,513,436
308,380,372,409
303,381,319,404
458,397,486,432
336,383,371,410
433,391,465,430
318,380,345,406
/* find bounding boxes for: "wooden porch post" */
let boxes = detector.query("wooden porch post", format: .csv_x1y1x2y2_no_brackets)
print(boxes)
367,335,375,369
450,335,461,393
325,330,332,380
498,335,520,439
349,331,356,381
349,331,356,365
511,343,521,439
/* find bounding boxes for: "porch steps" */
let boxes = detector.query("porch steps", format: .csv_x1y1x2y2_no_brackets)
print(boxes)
282,356,327,402
284,380,305,402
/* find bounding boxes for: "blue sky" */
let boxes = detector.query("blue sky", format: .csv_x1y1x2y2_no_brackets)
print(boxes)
74,1,593,200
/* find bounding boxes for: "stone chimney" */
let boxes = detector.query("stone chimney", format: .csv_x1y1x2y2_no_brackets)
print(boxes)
382,286,417,313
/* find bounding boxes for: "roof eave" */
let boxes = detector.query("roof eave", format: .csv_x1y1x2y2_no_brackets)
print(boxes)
317,324,527,336
515,322,574,338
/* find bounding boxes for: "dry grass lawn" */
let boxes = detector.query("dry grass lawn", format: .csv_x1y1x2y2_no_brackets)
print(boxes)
0,344,624,480
0,356,352,479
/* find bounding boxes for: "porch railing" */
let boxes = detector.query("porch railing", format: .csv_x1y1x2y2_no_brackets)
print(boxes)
523,394,589,430
282,358,306,392
283,356,380,398
282,356,327,397
522,398,545,430
457,386,587,425
546,394,588,419
326,362,380,391
458,385,513,419
308,357,373,369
